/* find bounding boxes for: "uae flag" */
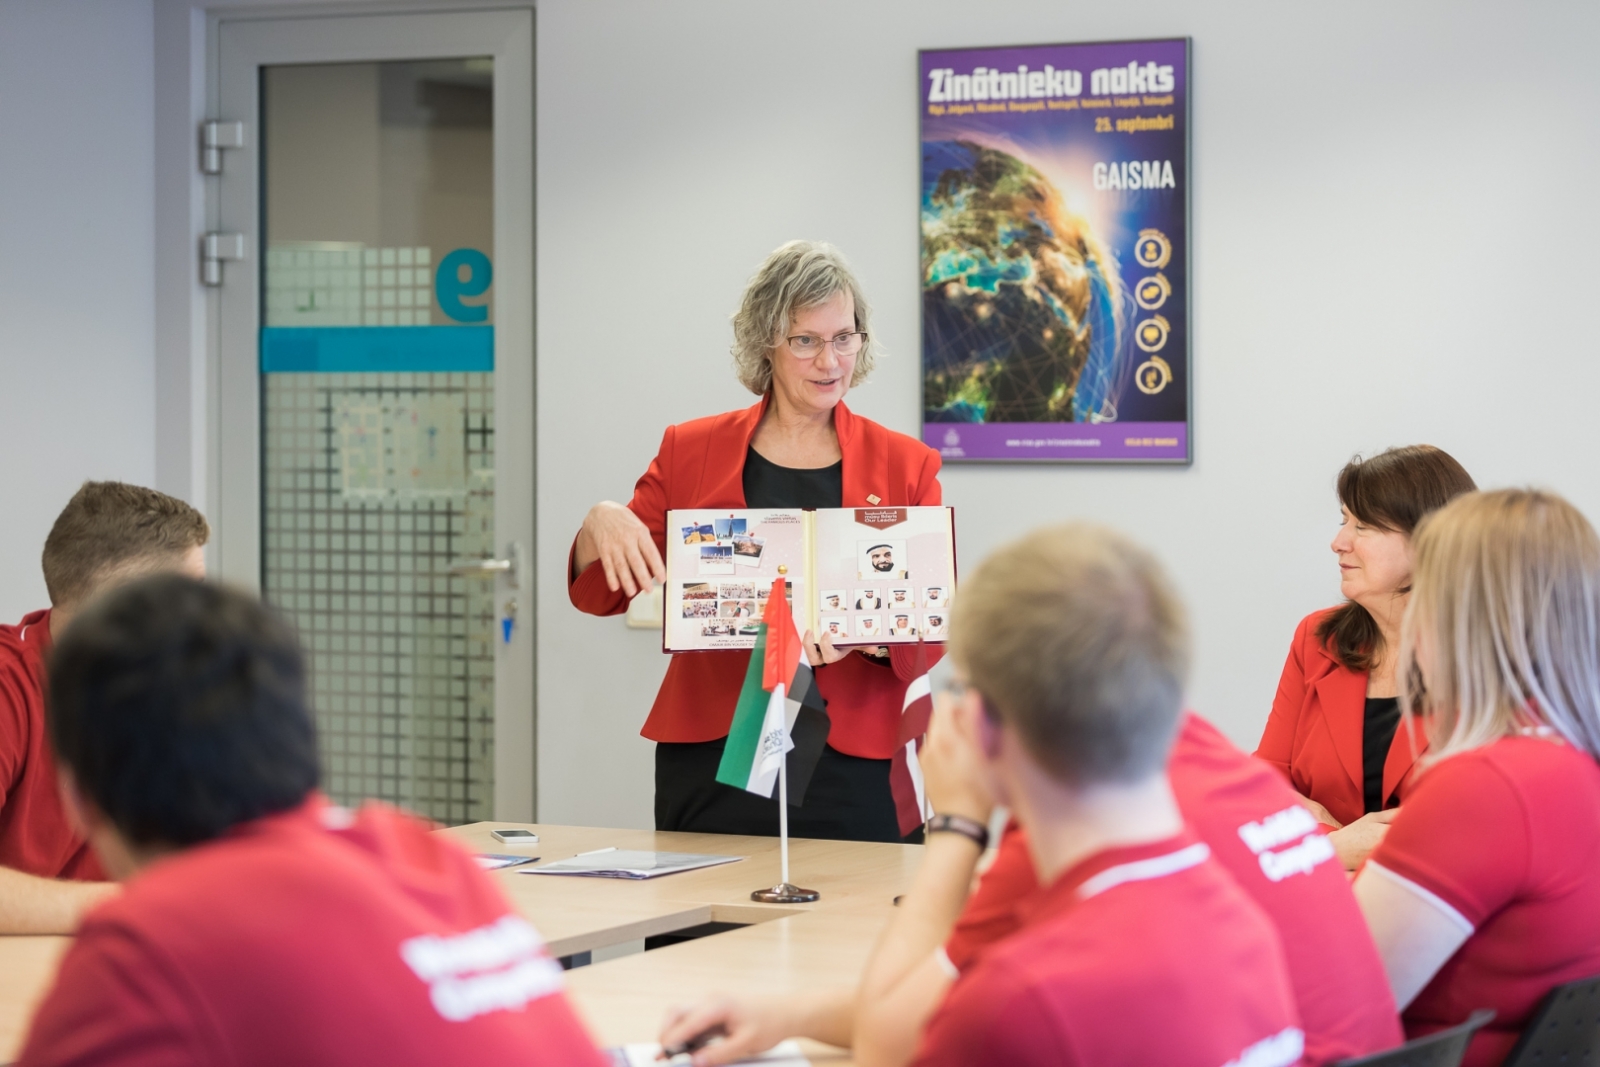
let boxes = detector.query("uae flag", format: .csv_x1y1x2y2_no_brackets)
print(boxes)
889,641,936,836
715,577,830,803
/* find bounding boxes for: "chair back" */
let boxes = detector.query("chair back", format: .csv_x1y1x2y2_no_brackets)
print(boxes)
1333,1010,1495,1067
1502,974,1600,1066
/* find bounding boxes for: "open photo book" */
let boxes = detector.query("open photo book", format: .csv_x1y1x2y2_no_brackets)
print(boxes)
664,506,956,652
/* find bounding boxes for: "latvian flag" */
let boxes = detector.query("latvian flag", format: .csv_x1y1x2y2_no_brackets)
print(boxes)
715,577,831,803
889,641,936,836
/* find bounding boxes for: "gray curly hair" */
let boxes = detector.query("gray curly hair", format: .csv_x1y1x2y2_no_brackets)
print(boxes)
731,241,877,396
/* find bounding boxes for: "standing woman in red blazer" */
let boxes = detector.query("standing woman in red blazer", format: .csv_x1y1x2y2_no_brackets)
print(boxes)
568,241,942,841
1256,445,1475,868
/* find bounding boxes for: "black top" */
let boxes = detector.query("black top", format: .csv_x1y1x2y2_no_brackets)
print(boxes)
741,446,843,509
1363,696,1403,814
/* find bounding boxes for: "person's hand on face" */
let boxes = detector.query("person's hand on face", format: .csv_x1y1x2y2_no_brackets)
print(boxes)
920,680,997,823
1331,506,1413,612
581,501,664,597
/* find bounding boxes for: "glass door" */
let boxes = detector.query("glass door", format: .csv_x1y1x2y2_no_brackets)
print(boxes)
212,12,534,822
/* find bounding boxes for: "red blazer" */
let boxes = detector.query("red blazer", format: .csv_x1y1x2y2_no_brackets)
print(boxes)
1254,608,1427,828
568,396,944,760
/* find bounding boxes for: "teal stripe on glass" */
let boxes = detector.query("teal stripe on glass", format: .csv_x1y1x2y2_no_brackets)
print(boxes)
261,326,494,373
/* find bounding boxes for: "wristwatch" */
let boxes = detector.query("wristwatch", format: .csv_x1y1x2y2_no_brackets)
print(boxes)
927,813,989,849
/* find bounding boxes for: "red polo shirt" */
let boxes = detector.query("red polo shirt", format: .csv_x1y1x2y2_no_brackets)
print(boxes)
0,609,103,881
17,796,607,1067
914,831,1304,1067
1369,735,1600,1067
946,713,1400,1064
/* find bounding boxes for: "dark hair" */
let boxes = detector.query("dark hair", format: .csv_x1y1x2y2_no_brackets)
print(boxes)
48,575,319,847
42,481,210,608
1317,445,1476,671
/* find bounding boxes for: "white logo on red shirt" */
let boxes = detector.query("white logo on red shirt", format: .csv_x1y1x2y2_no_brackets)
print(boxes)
1236,805,1335,883
1222,1027,1305,1067
400,914,564,1022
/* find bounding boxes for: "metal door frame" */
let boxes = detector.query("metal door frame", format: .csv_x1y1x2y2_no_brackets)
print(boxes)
208,7,536,820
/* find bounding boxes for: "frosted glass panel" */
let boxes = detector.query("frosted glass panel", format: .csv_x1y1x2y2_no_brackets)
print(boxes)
260,59,496,824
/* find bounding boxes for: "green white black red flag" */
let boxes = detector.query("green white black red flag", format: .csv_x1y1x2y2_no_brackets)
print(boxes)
715,577,829,802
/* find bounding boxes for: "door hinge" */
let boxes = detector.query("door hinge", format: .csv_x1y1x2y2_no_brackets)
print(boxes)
201,232,246,287
200,120,245,175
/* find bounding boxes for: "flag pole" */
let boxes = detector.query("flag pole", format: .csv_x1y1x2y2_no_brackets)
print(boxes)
752,756,815,903
779,757,790,886
752,568,819,905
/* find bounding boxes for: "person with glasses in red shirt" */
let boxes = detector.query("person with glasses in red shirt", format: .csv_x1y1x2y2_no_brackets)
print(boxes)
1357,490,1600,1067
16,576,608,1067
0,481,208,934
568,240,942,842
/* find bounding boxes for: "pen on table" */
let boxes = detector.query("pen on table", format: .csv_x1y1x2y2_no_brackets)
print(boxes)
660,1023,728,1059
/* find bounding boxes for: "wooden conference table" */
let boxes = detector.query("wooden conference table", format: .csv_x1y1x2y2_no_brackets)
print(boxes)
0,822,924,1064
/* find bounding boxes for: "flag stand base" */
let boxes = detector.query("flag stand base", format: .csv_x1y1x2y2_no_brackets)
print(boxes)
751,883,820,904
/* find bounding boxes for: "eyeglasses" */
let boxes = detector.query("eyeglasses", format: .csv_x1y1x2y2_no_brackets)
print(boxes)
783,332,866,359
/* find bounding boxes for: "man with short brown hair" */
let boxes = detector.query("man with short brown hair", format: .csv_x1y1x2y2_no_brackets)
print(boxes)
0,481,208,933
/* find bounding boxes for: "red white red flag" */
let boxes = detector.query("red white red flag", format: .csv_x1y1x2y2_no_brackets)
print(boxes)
889,640,935,837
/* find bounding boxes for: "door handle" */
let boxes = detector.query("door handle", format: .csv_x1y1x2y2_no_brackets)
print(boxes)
445,541,523,589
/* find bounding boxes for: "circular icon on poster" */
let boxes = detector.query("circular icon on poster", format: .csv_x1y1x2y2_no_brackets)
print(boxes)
1134,229,1172,269
1135,356,1173,395
1135,315,1171,353
1134,273,1171,311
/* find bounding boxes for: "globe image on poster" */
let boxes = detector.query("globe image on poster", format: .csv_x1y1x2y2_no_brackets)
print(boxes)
922,140,1128,425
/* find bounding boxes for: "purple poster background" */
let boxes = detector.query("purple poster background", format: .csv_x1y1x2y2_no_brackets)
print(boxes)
920,38,1191,463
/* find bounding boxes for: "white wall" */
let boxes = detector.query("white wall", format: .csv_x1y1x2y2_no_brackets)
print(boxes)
0,0,157,619
535,0,1600,826
3,0,1596,829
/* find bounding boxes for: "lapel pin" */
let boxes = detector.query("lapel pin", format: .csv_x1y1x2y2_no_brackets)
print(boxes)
866,494,881,505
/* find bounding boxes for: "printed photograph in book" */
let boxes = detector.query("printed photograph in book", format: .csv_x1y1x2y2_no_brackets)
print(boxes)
698,544,734,575
858,540,909,581
731,534,765,566
920,38,1191,463
662,506,957,652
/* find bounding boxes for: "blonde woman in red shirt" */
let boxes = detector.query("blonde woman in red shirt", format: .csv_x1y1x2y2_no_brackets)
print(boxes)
1358,489,1600,1067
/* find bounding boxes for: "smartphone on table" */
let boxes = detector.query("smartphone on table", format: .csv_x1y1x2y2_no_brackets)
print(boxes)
491,828,540,845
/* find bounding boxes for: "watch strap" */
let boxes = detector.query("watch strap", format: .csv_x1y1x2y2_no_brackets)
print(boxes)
927,813,990,849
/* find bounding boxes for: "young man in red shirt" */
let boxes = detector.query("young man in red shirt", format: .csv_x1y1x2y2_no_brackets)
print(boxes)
0,481,208,933
18,575,608,1067
664,524,1306,1067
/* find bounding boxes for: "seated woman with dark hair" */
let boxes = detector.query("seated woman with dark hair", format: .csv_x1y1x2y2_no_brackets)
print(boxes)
1255,445,1475,869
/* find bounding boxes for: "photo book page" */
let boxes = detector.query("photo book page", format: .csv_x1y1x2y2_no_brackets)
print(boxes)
664,506,955,652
